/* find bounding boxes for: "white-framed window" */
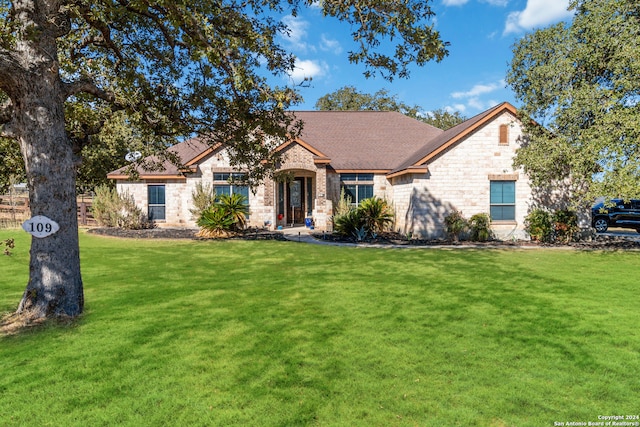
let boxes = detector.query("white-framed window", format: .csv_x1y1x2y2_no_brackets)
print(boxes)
340,173,374,206
490,180,515,221
148,185,166,220
213,173,249,204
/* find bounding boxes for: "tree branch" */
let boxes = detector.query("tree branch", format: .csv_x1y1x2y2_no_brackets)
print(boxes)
0,50,21,88
62,77,116,103
116,0,187,50
74,4,125,67
43,5,71,38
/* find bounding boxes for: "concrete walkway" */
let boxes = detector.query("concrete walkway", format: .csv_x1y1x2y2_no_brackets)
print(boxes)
279,226,341,246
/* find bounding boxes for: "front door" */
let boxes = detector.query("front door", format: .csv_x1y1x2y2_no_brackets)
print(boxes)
287,178,305,224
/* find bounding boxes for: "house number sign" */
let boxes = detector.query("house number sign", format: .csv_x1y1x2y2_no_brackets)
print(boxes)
22,216,60,238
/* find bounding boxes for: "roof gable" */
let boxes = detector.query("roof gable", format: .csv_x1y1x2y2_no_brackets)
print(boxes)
107,137,216,179
387,102,518,178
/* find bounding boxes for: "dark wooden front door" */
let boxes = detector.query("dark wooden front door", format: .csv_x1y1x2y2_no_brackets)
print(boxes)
287,178,305,224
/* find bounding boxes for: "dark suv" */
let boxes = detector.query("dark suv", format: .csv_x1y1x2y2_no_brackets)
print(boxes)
592,199,640,233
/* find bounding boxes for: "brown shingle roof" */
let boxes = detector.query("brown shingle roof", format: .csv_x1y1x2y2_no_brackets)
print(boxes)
291,111,443,171
108,102,519,180
107,137,213,178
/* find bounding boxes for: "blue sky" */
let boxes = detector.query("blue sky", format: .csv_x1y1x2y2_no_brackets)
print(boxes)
274,0,574,117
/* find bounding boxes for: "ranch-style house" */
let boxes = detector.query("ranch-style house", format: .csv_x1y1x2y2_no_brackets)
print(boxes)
108,102,536,239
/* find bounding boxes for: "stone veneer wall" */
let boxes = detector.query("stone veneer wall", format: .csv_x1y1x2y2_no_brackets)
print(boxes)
392,111,532,239
116,179,190,227
117,143,337,230
276,144,331,230
115,111,534,237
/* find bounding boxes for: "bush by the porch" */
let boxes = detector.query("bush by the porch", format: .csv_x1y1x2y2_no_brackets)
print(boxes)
92,185,153,230
333,196,394,240
196,193,248,238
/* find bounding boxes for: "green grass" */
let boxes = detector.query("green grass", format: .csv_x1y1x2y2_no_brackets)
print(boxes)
1,230,639,426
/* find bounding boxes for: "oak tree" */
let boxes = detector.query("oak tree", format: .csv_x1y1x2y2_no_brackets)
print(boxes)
315,86,421,116
420,108,466,130
0,0,449,323
506,0,640,206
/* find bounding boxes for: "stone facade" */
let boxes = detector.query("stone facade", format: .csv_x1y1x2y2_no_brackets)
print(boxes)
112,103,538,239
391,111,531,239
118,142,336,230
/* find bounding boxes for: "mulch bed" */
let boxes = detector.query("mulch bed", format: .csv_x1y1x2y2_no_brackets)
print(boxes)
312,230,640,250
87,227,288,241
86,227,640,249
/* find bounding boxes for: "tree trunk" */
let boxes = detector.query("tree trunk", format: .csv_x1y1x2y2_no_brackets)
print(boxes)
14,74,84,320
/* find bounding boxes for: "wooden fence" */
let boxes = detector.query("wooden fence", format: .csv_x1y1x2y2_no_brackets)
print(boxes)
0,194,96,228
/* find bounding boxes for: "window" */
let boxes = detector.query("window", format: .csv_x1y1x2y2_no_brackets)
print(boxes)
490,181,515,221
340,173,374,205
213,173,249,204
213,172,245,182
148,185,166,220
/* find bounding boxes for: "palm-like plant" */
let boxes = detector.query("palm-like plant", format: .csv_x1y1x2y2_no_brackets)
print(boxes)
196,206,235,238
333,209,364,237
333,196,394,239
217,193,249,231
357,196,394,235
196,193,249,238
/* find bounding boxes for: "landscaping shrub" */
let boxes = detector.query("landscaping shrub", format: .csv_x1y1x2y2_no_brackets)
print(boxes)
333,209,364,238
552,209,579,244
197,206,236,238
92,185,121,227
469,213,492,242
524,209,553,242
444,210,468,241
196,193,248,238
357,196,394,236
333,187,353,217
525,208,580,243
333,196,394,240
189,182,216,220
217,193,249,231
92,185,153,229
332,189,357,237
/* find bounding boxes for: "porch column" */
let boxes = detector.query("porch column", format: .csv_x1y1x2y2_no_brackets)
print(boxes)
313,165,332,231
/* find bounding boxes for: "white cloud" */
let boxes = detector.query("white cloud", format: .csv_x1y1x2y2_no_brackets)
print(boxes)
319,34,342,55
504,0,573,34
448,80,505,113
451,81,503,99
287,59,328,82
482,0,508,6
442,0,469,5
445,104,467,114
282,15,311,51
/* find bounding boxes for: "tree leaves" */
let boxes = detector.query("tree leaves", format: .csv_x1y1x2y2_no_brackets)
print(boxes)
1,0,448,187
315,86,466,129
507,0,640,205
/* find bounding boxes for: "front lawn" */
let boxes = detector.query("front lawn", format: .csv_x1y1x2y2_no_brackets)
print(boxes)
1,230,639,426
